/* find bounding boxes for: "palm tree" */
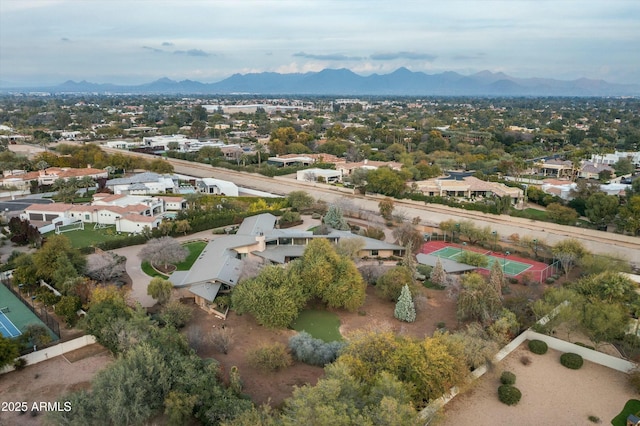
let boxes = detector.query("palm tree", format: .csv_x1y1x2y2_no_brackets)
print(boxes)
255,142,265,167
51,178,67,193
79,175,96,196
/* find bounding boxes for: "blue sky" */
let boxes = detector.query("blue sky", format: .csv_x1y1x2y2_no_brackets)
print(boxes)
1,0,639,86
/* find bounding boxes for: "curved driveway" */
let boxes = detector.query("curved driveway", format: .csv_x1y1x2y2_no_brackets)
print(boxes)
112,230,223,308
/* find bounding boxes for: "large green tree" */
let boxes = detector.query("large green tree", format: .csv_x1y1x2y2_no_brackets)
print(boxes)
0,336,20,370
232,265,306,328
33,234,85,286
295,239,366,311
338,331,467,406
365,167,408,196
552,238,588,278
585,192,619,229
376,266,414,301
147,277,174,305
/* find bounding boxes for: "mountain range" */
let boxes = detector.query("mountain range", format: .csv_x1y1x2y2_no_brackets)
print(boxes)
2,68,639,97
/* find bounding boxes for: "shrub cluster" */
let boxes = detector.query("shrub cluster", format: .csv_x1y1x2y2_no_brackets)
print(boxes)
528,339,548,355
248,342,292,372
574,342,595,350
498,385,522,405
500,371,516,385
560,352,583,369
288,331,345,367
95,234,149,251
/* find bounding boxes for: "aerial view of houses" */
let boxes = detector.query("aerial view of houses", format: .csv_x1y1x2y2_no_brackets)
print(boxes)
2,1,640,424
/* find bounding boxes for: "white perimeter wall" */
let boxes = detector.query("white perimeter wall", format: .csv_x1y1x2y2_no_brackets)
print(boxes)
420,328,636,422
0,335,97,375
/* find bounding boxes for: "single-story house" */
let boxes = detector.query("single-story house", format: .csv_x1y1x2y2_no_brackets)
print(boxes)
412,176,524,205
296,168,342,183
196,178,239,196
336,160,403,176
106,172,177,195
171,212,404,314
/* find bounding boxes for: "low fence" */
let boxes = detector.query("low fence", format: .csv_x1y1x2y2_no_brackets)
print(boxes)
526,330,634,373
0,335,97,375
421,324,636,423
1,280,61,337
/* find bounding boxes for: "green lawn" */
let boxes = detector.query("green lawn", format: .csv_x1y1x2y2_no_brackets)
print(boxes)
522,208,548,220
291,310,343,342
141,241,206,278
44,225,129,248
141,261,168,280
175,241,207,271
612,399,640,426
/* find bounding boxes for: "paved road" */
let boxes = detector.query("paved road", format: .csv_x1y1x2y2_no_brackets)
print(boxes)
100,147,640,267
0,197,53,213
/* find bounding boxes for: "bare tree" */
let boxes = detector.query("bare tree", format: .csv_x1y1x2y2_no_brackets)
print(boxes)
238,257,263,282
392,223,423,253
336,237,365,260
209,327,234,354
86,251,125,284
138,236,188,269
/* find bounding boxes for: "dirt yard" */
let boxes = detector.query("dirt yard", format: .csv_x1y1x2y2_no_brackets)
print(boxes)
0,344,111,426
185,283,459,407
437,345,636,426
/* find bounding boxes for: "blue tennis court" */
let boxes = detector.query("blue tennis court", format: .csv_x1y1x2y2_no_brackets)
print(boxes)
0,310,22,338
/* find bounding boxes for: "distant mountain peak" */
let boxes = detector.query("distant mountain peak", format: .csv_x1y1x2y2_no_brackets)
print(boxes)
3,68,638,96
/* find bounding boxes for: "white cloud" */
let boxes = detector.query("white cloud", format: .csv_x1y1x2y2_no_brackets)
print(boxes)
1,0,639,84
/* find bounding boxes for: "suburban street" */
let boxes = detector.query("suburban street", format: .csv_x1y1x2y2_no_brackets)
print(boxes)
101,147,640,267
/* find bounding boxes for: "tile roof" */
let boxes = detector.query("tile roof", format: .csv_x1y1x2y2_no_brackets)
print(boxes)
23,203,73,212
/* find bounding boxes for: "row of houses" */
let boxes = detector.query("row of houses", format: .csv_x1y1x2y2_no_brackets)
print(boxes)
0,166,242,198
170,213,405,315
0,166,108,190
21,194,186,234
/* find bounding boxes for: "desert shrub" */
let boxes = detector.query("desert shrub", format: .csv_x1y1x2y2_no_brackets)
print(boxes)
628,366,640,393
457,251,489,267
508,277,519,284
209,327,233,355
288,331,345,366
416,264,433,277
588,415,601,423
13,357,27,370
500,371,516,385
545,277,556,284
574,342,595,350
248,342,292,372
158,300,192,328
528,339,548,354
498,385,522,405
560,352,583,369
520,355,531,366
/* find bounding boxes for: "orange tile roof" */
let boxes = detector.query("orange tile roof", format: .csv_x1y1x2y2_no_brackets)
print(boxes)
23,203,73,212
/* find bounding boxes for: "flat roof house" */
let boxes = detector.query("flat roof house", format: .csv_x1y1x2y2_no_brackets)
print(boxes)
170,213,404,315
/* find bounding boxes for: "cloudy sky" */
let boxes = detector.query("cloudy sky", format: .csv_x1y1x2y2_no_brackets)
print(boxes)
1,0,638,86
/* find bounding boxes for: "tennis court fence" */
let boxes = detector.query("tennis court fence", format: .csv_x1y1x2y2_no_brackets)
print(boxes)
0,280,60,338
